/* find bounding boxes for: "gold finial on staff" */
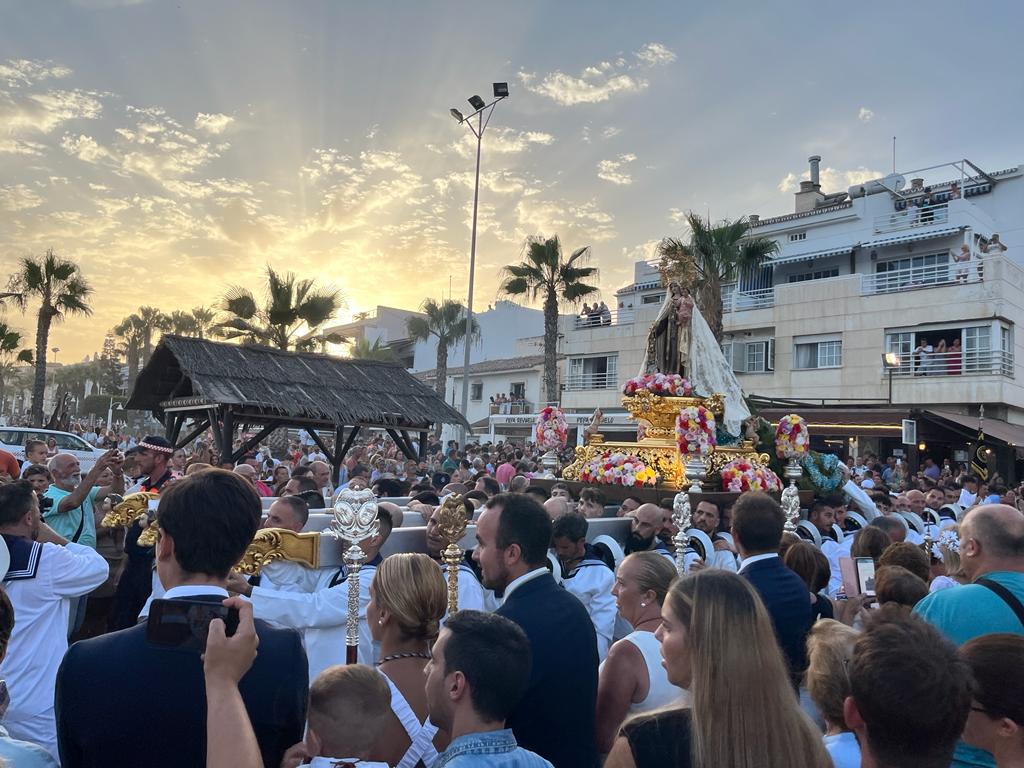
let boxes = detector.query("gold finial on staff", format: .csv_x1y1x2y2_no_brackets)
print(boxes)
328,488,379,665
437,494,469,615
100,492,159,529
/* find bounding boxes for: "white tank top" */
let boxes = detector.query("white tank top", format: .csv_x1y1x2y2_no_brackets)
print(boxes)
620,630,685,714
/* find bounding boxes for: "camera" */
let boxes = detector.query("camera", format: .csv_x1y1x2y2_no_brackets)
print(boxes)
40,496,53,511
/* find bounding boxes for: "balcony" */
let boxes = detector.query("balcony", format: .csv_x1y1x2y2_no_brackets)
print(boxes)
722,284,774,313
861,262,980,295
886,349,1014,378
873,202,950,234
488,400,533,415
564,372,618,391
574,308,634,329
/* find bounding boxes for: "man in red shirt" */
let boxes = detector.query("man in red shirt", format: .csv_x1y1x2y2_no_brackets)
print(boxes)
0,448,21,481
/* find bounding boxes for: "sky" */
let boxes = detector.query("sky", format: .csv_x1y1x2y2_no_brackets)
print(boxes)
2,0,1022,362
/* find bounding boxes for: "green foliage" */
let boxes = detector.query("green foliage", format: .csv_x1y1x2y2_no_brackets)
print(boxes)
347,337,399,362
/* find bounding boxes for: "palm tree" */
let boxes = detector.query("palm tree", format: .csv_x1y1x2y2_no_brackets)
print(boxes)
7,249,93,426
499,236,599,405
191,306,216,339
136,306,170,363
657,213,779,343
168,310,198,336
0,324,33,414
215,267,346,351
114,314,145,393
348,337,398,363
406,299,480,406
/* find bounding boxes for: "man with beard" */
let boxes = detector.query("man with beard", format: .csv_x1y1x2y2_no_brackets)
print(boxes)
0,481,107,759
691,500,738,571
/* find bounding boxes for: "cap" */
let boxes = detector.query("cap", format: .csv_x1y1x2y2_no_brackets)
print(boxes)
138,436,174,454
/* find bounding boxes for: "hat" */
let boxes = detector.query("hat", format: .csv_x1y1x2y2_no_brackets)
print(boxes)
138,436,174,454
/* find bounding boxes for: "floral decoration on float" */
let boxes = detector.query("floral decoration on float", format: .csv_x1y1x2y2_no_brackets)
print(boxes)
578,451,660,487
775,414,809,459
534,406,568,451
675,405,716,456
720,458,782,493
623,373,694,397
801,451,844,493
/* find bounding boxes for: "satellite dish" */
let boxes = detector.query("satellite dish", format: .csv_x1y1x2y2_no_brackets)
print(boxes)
882,173,906,192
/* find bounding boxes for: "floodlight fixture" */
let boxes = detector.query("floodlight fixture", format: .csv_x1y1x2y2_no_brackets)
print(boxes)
450,108,465,123
883,352,901,368
493,82,509,98
468,95,486,111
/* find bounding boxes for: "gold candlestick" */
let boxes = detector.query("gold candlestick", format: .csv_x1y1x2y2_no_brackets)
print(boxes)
327,488,379,664
437,494,469,615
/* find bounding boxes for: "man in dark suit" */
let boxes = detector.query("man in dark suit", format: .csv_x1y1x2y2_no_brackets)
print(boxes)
732,492,812,684
56,470,308,768
474,493,598,768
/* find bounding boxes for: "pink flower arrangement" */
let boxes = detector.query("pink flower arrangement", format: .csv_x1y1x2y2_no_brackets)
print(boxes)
720,459,782,493
775,414,809,459
623,373,693,397
534,406,568,451
579,451,659,487
675,405,716,456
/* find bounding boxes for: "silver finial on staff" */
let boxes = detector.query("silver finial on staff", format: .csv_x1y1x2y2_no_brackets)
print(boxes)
328,488,379,664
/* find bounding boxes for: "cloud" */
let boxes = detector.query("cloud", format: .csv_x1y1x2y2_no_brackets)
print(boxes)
858,107,874,122
517,42,675,106
515,197,616,243
668,207,688,224
777,165,885,193
194,112,234,134
450,127,554,158
0,59,72,87
0,184,44,211
597,153,637,185
602,126,622,139
60,134,114,163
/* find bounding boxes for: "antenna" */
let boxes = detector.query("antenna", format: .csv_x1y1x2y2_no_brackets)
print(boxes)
892,136,896,173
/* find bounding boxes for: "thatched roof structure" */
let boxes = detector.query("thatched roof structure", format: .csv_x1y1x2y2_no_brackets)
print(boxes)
128,335,467,430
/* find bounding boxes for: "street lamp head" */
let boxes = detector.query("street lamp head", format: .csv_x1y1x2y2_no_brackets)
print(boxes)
883,352,901,368
449,108,465,123
492,82,509,98
467,95,486,111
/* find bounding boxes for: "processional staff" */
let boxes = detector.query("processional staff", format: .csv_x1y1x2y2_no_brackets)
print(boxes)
329,488,380,665
437,494,469,616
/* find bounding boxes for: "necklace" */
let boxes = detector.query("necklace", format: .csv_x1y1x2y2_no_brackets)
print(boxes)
375,651,432,666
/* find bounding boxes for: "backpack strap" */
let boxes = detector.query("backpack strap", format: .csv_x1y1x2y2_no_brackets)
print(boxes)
976,577,1024,628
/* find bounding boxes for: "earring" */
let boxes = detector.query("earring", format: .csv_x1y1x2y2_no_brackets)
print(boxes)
378,619,383,625
640,602,646,607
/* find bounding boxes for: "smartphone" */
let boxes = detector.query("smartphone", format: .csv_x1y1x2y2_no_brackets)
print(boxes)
146,598,238,651
855,557,877,597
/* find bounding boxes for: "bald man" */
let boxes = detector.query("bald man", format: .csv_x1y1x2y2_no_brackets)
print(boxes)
543,496,571,519
899,490,927,545
233,464,273,497
624,503,701,571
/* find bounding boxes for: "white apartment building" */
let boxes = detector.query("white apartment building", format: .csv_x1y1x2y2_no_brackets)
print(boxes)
556,155,1024,479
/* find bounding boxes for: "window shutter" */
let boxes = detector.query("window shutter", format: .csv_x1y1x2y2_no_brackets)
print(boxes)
732,343,747,373
766,339,775,371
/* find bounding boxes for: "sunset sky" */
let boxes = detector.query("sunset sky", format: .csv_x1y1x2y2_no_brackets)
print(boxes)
1,0,1021,362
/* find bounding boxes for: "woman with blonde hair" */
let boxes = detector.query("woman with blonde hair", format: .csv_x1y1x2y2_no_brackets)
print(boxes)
596,552,681,753
367,553,449,768
606,570,830,768
805,619,861,768
929,527,966,591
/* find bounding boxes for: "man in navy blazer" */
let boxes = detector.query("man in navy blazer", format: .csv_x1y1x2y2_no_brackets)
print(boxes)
732,492,812,684
475,493,598,768
56,470,308,768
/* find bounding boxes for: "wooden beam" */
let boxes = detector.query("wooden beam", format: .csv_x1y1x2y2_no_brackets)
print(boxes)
386,428,415,460
332,426,345,486
207,407,223,453
418,431,428,461
174,417,210,451
169,413,186,445
336,425,361,477
230,421,283,464
307,429,338,466
220,409,234,465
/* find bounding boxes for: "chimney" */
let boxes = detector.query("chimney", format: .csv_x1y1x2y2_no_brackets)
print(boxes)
748,214,760,225
808,155,821,187
911,178,924,191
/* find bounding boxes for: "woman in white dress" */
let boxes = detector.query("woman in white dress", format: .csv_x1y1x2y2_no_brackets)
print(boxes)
596,552,683,754
367,553,449,768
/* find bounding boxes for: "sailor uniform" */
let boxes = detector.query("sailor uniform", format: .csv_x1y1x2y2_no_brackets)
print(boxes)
248,554,382,682
0,535,107,759
562,545,617,660
654,541,701,573
821,536,843,598
707,537,739,572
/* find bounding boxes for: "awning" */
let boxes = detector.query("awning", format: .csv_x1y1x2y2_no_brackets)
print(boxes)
921,410,1024,447
862,226,963,251
770,246,853,267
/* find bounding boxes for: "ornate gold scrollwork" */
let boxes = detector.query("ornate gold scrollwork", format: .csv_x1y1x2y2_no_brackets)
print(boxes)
437,494,469,615
100,492,159,529
235,528,322,575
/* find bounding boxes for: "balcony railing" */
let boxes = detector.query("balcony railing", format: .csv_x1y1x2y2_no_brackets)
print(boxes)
488,401,533,415
873,202,950,233
574,309,634,329
722,285,774,313
862,262,980,295
886,349,1014,378
564,373,618,391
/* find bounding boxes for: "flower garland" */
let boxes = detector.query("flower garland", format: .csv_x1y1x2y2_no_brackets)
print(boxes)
675,405,716,456
534,406,568,451
623,373,693,397
720,459,782,493
579,451,659,487
775,414,809,459
931,529,960,561
800,451,844,493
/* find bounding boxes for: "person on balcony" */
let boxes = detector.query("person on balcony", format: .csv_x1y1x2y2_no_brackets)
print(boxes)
929,339,947,376
948,338,963,375
913,338,932,376
954,244,972,283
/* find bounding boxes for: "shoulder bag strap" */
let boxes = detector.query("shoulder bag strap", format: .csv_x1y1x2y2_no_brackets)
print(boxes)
71,503,86,544
976,577,1024,628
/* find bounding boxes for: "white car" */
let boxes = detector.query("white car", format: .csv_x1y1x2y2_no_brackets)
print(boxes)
0,427,106,472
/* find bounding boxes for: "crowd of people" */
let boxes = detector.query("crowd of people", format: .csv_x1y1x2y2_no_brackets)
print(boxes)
0,428,1020,768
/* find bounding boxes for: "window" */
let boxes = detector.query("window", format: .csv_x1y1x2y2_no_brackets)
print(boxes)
567,355,618,390
470,382,483,401
789,232,807,242
641,293,665,305
964,326,991,373
788,268,839,283
875,251,950,289
509,382,526,399
726,339,774,373
794,336,842,369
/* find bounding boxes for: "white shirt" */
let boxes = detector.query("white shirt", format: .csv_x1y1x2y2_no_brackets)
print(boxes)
501,567,548,602
821,538,843,598
708,546,739,572
562,560,617,661
737,552,778,572
162,584,229,600
0,540,107,730
249,559,379,682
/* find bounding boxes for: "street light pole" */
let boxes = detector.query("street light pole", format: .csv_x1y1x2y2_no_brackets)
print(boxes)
451,85,507,445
